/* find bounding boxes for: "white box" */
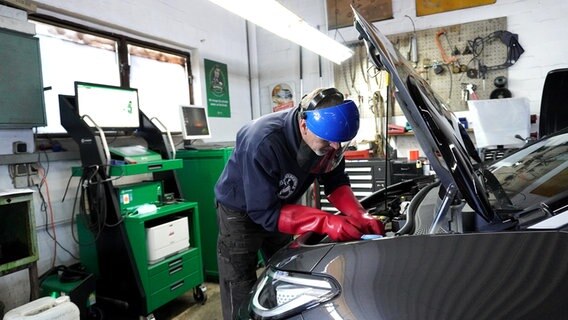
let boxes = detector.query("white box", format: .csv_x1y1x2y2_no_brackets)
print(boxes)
467,98,530,148
146,216,190,264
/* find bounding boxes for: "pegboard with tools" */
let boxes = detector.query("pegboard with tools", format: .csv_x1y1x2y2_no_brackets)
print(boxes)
335,17,523,114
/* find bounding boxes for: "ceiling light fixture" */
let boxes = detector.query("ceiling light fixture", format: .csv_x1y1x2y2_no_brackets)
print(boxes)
207,0,353,64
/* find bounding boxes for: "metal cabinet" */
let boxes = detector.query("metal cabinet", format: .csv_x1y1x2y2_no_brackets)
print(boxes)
316,159,390,213
176,147,233,281
0,190,39,300
391,160,424,184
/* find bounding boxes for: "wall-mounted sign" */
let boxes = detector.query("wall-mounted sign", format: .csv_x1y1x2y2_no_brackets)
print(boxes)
416,0,496,17
327,0,393,30
205,58,231,118
270,82,295,112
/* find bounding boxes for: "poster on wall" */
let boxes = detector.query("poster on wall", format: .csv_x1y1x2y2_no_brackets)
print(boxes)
416,0,496,16
205,58,231,118
270,82,295,112
327,0,392,30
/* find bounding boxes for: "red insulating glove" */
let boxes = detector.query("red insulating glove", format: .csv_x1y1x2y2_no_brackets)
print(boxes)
328,185,385,235
278,204,363,242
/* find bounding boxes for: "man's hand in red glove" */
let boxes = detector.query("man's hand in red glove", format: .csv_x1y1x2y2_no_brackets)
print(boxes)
278,204,363,242
328,185,384,235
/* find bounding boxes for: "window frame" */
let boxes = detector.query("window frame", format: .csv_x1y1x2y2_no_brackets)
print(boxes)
29,13,194,135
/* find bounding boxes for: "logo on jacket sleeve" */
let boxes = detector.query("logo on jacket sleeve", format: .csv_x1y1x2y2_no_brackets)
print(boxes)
278,173,298,199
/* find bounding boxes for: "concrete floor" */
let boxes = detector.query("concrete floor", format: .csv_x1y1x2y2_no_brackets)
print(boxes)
153,282,223,320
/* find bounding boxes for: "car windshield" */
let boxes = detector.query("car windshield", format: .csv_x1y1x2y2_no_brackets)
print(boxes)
489,131,568,209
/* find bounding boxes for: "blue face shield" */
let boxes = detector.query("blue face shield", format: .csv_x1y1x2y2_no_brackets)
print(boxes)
303,100,360,142
299,100,360,174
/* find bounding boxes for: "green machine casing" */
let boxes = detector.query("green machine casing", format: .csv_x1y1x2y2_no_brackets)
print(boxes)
176,147,233,281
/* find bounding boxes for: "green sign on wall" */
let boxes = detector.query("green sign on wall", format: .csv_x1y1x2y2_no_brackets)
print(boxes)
204,59,231,118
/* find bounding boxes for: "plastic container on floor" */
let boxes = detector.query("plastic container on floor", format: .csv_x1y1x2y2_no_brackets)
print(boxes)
4,296,79,320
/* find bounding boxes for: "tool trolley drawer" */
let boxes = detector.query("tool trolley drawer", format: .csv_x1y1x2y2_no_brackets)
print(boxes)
147,248,201,293
148,273,197,311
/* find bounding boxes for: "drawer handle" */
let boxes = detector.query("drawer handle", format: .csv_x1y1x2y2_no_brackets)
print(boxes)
169,258,183,268
148,164,163,170
169,265,183,275
170,280,184,291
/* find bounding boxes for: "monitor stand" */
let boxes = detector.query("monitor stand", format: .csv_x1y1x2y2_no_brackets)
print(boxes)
183,140,197,150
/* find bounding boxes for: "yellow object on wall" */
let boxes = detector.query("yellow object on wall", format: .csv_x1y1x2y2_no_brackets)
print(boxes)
416,0,496,16
327,0,392,30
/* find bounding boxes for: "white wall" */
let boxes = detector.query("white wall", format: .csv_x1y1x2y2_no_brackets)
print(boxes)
0,0,255,311
259,0,568,118
255,0,568,157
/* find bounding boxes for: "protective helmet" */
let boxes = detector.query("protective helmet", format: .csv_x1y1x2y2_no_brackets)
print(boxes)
297,88,360,174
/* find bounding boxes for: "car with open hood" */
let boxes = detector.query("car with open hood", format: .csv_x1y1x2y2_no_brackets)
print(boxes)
238,7,568,320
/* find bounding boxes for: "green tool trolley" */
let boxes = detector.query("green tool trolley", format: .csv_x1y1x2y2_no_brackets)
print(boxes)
60,84,206,319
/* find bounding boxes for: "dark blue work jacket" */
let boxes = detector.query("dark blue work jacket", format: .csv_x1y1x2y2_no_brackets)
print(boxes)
214,107,349,232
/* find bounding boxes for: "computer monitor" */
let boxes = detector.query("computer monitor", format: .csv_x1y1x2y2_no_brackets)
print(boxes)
179,105,212,140
75,81,140,130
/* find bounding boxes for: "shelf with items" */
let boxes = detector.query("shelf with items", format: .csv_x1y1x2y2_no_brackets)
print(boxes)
0,190,40,300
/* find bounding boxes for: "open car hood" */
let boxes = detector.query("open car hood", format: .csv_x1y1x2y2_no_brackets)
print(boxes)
352,8,498,222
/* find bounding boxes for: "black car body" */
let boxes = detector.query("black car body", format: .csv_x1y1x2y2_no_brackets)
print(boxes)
239,8,568,320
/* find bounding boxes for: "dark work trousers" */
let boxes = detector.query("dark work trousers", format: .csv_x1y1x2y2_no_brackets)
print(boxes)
216,201,292,320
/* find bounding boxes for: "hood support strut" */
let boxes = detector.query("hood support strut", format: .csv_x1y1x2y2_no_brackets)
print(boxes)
429,183,458,234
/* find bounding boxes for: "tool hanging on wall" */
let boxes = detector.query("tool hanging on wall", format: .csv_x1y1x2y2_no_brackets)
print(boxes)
490,76,512,99
404,15,419,67
435,29,458,65
468,30,525,80
349,46,363,106
434,29,467,74
461,83,479,101
370,90,385,158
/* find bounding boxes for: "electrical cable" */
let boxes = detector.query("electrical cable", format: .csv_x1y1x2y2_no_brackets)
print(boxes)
36,165,58,268
61,173,74,203
36,183,80,260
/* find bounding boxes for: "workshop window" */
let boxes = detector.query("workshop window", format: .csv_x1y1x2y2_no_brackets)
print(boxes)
30,17,193,134
32,20,120,133
128,44,191,133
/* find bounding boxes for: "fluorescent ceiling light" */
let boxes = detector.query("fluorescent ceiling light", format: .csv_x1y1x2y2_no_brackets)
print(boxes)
207,0,353,64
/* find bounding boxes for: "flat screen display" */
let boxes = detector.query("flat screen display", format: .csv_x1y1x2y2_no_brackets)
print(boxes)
75,82,140,129
179,105,212,140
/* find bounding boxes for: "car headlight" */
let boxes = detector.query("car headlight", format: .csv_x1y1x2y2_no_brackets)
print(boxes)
250,267,340,319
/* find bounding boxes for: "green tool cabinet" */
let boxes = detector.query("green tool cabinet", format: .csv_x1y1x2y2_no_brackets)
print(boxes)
176,147,233,281
123,201,203,312
73,159,206,316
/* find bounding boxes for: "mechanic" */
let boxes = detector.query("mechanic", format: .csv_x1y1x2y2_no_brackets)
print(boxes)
214,87,384,319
